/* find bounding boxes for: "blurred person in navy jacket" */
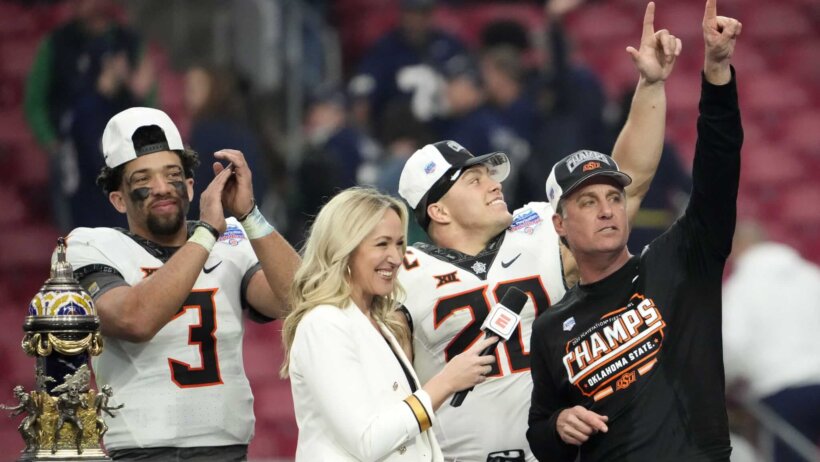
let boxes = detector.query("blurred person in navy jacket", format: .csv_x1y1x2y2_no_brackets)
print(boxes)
26,0,155,230
348,0,466,135
290,85,381,242
184,65,270,219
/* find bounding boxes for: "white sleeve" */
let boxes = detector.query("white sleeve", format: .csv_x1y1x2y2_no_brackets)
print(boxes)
292,309,432,459
63,229,123,271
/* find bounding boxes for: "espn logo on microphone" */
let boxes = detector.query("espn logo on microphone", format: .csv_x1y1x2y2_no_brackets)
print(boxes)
481,304,522,341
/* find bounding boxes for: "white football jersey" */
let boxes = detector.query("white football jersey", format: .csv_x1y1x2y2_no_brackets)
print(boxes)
64,219,259,450
399,202,567,462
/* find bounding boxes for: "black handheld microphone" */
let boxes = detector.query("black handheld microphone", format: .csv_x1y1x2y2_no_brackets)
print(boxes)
450,287,528,407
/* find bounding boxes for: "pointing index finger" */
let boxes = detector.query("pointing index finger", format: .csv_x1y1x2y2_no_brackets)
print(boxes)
641,2,656,42
704,0,717,23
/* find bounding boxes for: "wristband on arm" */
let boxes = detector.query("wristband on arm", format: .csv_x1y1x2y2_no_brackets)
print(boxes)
239,204,275,239
188,225,217,252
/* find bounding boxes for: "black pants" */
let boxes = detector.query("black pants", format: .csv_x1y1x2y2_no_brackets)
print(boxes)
108,445,247,461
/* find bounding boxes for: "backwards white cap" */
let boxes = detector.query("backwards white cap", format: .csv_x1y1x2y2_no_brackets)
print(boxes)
101,107,184,168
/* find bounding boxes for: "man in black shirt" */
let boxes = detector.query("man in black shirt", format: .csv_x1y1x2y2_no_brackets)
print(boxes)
527,0,743,460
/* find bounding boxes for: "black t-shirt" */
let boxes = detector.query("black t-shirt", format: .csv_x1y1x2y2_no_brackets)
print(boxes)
528,71,743,462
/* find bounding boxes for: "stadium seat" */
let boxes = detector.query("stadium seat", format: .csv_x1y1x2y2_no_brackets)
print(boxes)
0,38,40,80
782,110,820,158
779,42,820,93
746,4,813,43
566,3,635,48
0,186,28,226
0,225,60,270
0,5,39,39
739,143,805,207
779,183,820,230
654,2,704,43
741,75,809,128
254,382,296,422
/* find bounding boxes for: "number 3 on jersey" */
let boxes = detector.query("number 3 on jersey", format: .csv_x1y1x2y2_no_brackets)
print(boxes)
434,276,550,376
168,289,223,387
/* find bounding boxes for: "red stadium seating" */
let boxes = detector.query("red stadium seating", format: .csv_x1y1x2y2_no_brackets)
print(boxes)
738,143,806,208
747,4,813,43
566,3,636,49
782,110,820,159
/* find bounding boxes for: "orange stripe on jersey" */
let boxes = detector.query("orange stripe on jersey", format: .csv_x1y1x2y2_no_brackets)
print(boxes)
594,386,614,401
638,358,657,375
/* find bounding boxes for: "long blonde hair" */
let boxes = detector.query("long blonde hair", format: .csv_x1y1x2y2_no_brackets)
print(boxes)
280,187,410,377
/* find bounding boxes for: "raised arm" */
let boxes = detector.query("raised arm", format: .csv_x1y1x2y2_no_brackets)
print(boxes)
702,0,739,85
612,2,681,223
684,0,742,257
212,149,300,319
562,2,680,284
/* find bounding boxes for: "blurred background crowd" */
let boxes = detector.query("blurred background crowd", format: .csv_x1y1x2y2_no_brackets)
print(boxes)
0,0,818,460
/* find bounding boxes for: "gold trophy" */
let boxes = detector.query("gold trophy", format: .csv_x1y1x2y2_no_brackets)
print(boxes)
1,238,120,461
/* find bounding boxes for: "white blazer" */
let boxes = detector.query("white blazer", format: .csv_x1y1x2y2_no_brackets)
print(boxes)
289,302,444,461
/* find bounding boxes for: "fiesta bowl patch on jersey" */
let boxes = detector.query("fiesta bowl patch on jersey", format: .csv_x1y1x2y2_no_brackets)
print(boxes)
218,224,246,246
509,208,543,233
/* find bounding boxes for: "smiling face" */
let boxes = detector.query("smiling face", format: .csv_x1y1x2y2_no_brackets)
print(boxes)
553,177,629,258
109,150,194,243
434,164,512,237
348,208,405,311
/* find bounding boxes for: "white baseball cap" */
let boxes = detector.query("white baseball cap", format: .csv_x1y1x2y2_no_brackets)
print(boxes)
101,107,184,168
399,140,510,228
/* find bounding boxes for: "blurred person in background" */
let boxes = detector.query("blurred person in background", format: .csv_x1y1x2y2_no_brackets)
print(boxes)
281,187,496,461
290,84,381,243
65,107,299,461
480,44,539,155
376,102,436,245
348,0,465,135
433,55,526,161
25,0,155,231
433,53,529,205
184,64,270,220
68,39,147,230
506,0,610,205
723,221,820,462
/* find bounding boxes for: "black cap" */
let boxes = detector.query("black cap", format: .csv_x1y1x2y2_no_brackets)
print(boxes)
546,150,632,207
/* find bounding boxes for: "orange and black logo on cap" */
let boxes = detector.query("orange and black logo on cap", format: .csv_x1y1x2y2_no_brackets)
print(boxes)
582,161,601,172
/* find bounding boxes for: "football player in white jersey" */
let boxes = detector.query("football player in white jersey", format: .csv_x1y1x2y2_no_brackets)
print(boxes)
395,4,682,460
61,107,299,461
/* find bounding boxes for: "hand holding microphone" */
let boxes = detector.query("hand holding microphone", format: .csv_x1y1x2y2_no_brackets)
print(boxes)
450,287,529,407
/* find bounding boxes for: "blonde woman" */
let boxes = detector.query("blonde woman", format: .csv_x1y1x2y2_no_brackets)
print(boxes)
282,187,496,461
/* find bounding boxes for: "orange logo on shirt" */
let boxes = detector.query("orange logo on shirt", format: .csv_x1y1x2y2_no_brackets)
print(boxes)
616,371,636,390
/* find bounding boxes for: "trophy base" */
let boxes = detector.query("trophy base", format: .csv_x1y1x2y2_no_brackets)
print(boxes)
18,448,110,461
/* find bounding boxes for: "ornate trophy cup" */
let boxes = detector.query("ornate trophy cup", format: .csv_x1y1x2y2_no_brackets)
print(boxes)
1,238,121,461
